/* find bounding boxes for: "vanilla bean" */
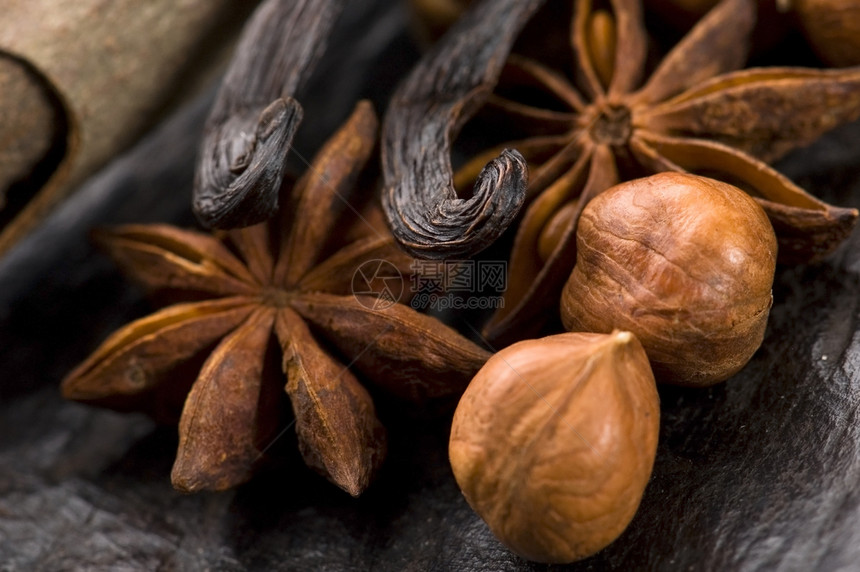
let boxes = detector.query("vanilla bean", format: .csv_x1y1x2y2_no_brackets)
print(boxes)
193,0,345,229
381,0,545,260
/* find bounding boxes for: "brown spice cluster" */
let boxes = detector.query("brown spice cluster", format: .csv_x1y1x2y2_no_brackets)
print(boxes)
387,0,860,346
393,0,860,564
58,0,860,566
473,0,859,344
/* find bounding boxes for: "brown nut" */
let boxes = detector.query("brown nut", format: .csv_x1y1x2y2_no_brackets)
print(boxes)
561,172,777,386
449,331,660,564
790,0,860,66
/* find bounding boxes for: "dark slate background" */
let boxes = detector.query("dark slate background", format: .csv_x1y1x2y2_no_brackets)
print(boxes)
2,2,860,570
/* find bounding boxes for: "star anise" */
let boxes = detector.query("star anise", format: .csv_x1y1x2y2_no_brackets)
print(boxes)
62,102,491,496
382,0,860,345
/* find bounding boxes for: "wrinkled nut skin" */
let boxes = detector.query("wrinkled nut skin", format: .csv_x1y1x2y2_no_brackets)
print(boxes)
449,331,660,564
561,172,777,386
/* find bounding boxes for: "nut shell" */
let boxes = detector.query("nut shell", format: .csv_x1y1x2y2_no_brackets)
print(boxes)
449,331,660,564
792,0,860,66
560,172,777,386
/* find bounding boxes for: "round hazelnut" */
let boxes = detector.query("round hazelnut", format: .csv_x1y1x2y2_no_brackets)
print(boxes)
449,331,660,564
790,0,860,66
560,172,777,386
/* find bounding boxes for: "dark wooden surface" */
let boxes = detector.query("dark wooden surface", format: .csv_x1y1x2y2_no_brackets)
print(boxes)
2,2,860,569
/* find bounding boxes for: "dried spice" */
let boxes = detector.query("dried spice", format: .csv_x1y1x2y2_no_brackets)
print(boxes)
646,0,860,66
0,54,60,207
385,0,860,345
645,0,789,45
193,0,345,229
62,102,491,496
0,0,255,257
381,0,544,259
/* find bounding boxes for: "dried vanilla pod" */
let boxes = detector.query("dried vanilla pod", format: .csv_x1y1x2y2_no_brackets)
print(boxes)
193,0,346,230
0,0,254,257
450,330,660,563
561,173,778,386
381,0,544,260
63,102,491,495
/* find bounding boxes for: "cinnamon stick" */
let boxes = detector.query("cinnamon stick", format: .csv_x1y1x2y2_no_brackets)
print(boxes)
0,0,257,257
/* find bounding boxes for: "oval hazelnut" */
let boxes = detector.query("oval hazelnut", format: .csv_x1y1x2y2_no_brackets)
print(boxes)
449,331,659,564
560,172,777,386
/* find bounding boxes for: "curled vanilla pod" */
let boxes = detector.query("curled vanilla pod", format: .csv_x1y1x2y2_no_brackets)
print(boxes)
193,0,345,229
381,0,545,260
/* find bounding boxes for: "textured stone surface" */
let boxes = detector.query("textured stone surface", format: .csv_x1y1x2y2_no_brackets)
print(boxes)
2,2,860,569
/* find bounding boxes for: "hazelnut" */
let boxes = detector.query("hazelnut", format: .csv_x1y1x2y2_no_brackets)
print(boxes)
560,172,777,386
449,331,660,564
790,0,860,66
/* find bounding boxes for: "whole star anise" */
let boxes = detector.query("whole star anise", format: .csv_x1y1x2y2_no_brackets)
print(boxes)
62,102,491,496
382,0,860,345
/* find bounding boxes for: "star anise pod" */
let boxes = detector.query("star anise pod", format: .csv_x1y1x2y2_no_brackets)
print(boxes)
62,102,491,496
382,0,860,345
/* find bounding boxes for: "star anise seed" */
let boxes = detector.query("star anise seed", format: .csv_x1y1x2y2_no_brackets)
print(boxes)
62,102,491,496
